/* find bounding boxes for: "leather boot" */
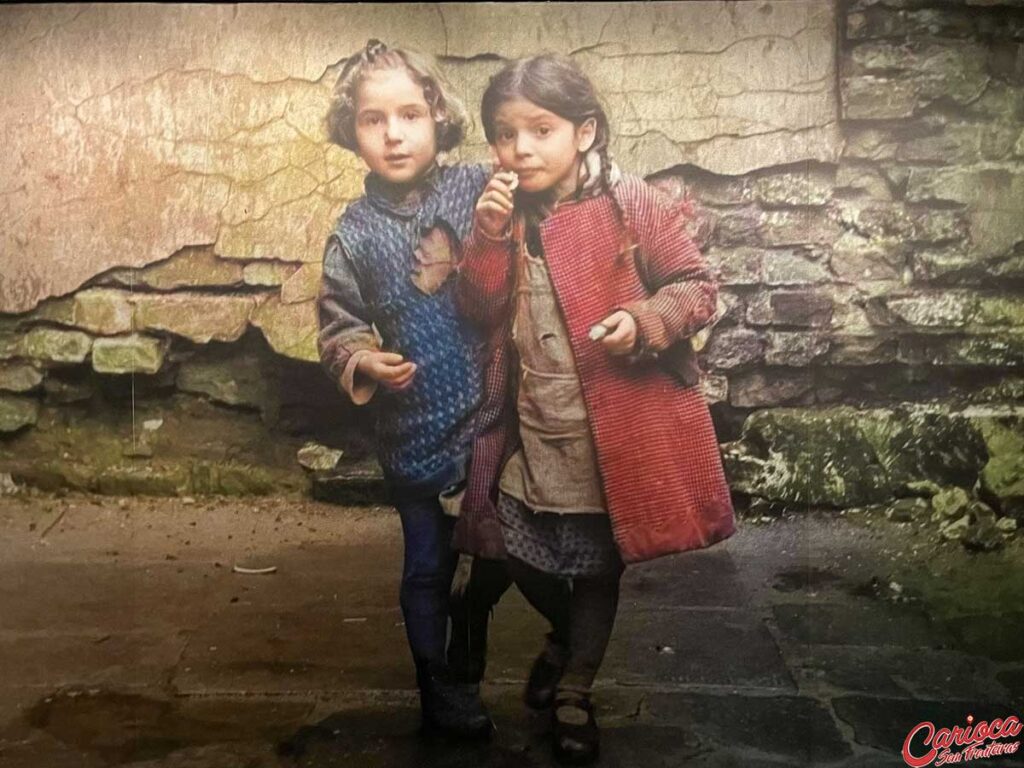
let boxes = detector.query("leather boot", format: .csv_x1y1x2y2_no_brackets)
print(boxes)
418,662,495,740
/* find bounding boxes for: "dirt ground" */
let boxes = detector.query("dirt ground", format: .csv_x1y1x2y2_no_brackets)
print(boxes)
0,489,1021,767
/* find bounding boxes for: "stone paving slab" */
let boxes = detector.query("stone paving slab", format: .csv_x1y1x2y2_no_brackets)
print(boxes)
642,692,854,765
786,643,1010,700
619,548,749,609
608,607,795,690
833,696,1023,767
283,691,823,768
771,602,954,648
943,611,1024,663
998,668,1024,708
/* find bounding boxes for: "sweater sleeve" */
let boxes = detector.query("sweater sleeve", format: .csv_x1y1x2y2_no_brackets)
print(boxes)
317,234,381,405
455,221,514,330
620,184,719,358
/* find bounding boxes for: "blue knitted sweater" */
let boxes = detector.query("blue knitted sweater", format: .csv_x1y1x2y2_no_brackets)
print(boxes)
323,163,490,499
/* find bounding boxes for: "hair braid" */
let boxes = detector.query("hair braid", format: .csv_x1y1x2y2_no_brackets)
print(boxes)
596,140,633,259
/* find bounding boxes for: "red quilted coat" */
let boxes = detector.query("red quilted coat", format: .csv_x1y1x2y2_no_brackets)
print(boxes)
453,176,736,564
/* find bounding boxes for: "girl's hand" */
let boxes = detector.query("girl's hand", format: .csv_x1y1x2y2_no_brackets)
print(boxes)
474,170,517,239
595,311,638,356
356,351,417,391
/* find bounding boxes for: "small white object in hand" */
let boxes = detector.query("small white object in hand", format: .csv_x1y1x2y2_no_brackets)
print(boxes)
589,324,608,341
507,171,519,191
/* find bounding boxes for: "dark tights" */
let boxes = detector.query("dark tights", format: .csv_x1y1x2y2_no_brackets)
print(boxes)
507,556,623,694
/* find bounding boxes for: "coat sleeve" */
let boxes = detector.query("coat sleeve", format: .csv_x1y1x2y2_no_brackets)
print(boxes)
317,233,381,405
620,184,719,358
455,222,514,330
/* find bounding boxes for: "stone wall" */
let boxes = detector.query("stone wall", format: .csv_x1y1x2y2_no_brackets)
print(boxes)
0,2,1022,525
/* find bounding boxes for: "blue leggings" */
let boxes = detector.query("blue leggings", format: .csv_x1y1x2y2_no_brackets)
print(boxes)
394,496,459,670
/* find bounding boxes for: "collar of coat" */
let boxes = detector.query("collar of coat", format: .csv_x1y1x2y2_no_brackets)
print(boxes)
516,149,622,233
363,163,442,218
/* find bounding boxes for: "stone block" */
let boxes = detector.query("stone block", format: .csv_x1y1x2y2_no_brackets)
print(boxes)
763,250,831,286
94,463,191,496
280,263,322,305
19,328,92,364
106,246,245,290
91,335,166,375
826,335,898,366
251,296,318,362
759,209,842,248
835,163,894,200
885,293,975,329
175,352,268,409
0,395,39,432
842,125,898,161
296,442,343,472
133,293,256,344
751,169,833,206
932,487,971,520
704,247,762,286
838,201,969,245
898,333,1024,367
0,362,43,392
765,332,831,366
704,328,765,370
309,460,388,506
711,208,762,248
831,230,905,282
910,247,978,283
34,289,134,335
907,167,1024,259
717,290,745,325
242,261,300,288
843,40,990,118
699,373,728,405
898,120,1020,164
728,370,815,408
973,414,1024,519
747,290,834,328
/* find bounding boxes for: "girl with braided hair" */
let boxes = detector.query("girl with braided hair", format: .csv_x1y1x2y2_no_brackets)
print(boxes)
456,53,736,765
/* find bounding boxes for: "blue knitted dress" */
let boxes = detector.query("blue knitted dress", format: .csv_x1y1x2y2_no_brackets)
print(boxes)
324,164,490,500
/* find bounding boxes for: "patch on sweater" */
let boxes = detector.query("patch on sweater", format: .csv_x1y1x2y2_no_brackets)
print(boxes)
411,222,458,296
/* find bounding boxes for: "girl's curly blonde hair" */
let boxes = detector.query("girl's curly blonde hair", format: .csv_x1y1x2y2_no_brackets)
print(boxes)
326,39,467,153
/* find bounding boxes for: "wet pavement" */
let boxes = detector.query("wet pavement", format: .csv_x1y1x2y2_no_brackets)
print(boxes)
0,492,1021,767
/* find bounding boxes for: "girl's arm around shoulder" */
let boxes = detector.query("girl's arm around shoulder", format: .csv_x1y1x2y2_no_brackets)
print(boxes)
614,177,719,358
317,233,381,405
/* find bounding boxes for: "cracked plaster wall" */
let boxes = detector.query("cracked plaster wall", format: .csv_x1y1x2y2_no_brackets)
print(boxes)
0,2,838,316
3,1,1024,511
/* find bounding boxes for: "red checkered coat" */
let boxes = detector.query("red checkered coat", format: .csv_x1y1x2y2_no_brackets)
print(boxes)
453,176,736,564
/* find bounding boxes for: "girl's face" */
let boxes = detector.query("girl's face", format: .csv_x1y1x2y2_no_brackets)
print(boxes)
491,99,596,201
354,67,438,187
